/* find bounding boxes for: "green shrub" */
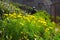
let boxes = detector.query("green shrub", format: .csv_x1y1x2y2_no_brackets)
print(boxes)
0,11,56,40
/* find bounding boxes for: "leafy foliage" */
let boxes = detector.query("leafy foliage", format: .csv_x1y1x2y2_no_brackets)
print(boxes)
0,0,58,40
0,12,56,40
0,1,23,14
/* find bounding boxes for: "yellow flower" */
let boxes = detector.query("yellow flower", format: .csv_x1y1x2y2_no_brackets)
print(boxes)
13,13,16,16
12,16,16,18
31,15,35,19
25,18,30,22
44,23,47,26
40,21,43,23
17,15,22,18
43,21,47,25
43,21,46,23
37,18,47,26
4,14,8,16
23,16,30,22
40,21,47,25
40,18,45,20
9,14,17,18
39,17,45,21
38,20,41,22
9,14,14,17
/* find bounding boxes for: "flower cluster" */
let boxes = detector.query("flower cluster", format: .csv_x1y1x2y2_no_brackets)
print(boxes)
4,13,47,26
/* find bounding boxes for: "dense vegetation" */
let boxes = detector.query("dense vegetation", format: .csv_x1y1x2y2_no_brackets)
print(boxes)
0,0,60,40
